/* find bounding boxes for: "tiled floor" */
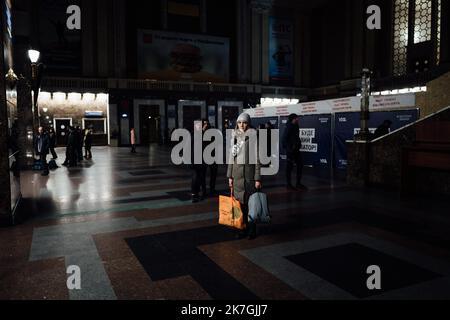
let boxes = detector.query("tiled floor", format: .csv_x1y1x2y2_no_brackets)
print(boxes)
1,146,450,300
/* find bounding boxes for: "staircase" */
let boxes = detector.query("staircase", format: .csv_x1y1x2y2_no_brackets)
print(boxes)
347,105,450,195
401,106,450,195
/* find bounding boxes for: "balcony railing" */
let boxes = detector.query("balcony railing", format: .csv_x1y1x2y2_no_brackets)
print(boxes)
40,77,307,98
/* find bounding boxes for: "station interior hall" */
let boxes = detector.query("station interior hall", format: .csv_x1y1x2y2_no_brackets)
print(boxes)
1,0,450,300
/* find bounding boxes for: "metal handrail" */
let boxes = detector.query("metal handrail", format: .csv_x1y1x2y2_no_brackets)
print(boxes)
9,151,19,159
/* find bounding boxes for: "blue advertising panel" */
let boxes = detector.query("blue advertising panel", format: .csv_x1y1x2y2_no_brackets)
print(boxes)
251,117,279,129
334,112,360,169
334,109,419,169
279,116,289,158
299,114,332,168
279,115,332,168
251,117,279,160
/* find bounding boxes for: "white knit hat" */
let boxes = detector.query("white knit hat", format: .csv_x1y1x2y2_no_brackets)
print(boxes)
237,113,251,124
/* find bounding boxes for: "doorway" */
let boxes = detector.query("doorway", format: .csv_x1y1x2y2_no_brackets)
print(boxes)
182,105,202,132
222,106,240,132
54,118,72,146
139,105,161,145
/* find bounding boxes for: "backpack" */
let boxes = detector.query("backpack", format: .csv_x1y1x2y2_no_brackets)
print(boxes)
248,192,271,224
32,160,43,171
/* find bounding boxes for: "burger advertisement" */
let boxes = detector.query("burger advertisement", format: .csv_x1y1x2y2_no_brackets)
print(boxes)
137,29,230,83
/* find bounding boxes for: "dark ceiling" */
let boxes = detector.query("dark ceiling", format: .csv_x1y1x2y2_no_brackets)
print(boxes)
273,0,337,10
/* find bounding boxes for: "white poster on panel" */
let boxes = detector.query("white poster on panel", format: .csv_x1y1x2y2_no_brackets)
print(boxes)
245,94,416,118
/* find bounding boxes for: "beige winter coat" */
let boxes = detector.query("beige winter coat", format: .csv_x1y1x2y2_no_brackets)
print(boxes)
227,130,261,204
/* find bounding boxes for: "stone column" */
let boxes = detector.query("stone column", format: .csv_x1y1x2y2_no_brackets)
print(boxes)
236,0,248,83
295,11,310,87
441,0,449,64
249,0,273,84
343,0,353,79
261,12,270,84
347,141,371,187
0,7,12,222
16,76,34,169
161,0,168,29
351,0,364,77
364,2,376,71
113,0,127,78
201,0,207,33
97,0,109,77
250,8,262,83
82,0,95,77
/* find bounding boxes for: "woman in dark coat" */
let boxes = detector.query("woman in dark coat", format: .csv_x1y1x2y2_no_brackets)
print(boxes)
227,113,261,239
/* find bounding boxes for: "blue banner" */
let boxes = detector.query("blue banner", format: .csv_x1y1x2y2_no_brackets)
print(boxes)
334,109,419,169
279,117,289,158
299,114,332,168
252,117,279,130
279,115,332,168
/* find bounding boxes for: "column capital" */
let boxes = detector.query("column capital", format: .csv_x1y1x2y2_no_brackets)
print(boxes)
249,0,273,14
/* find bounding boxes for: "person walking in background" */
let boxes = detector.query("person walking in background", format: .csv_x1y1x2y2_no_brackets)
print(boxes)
76,126,84,162
191,120,207,203
372,120,393,140
130,128,137,153
34,126,50,176
282,114,307,191
203,119,218,196
84,128,93,160
62,126,77,167
227,113,261,240
72,126,80,163
48,127,58,160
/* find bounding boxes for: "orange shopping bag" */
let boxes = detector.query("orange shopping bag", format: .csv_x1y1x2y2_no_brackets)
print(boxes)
219,192,246,230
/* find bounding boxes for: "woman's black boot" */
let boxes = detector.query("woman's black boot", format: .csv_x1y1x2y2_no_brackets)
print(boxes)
248,222,257,240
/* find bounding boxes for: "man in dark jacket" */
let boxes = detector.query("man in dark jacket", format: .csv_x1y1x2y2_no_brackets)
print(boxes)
75,126,84,162
84,129,93,159
282,114,307,190
203,119,218,196
34,126,50,176
372,120,392,140
63,126,78,167
48,127,58,159
190,120,209,203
